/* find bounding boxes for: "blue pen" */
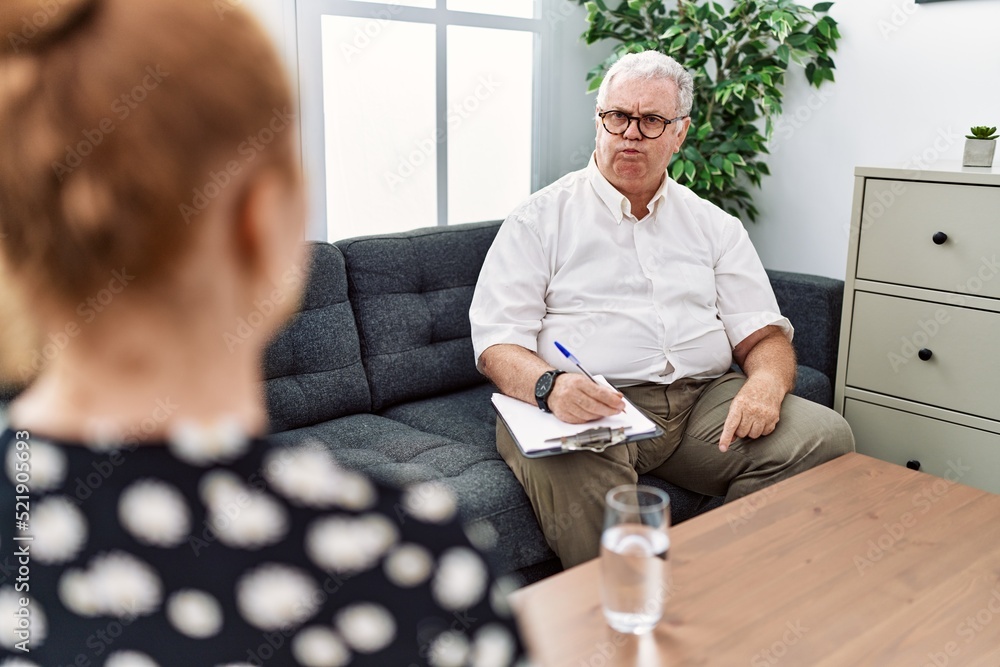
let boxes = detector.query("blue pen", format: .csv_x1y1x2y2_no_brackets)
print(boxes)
554,341,598,384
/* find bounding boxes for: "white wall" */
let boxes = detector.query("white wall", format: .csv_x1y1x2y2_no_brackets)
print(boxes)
242,0,1000,279
747,0,1000,279
532,0,1000,279
539,1,614,186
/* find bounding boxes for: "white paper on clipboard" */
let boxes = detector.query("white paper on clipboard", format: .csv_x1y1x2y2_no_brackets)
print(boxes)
491,375,659,456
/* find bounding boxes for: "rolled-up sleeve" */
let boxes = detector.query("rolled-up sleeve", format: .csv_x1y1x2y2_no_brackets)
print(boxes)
469,214,551,366
715,220,794,349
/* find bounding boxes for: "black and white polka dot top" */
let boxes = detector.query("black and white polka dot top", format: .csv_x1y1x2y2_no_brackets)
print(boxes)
0,428,526,667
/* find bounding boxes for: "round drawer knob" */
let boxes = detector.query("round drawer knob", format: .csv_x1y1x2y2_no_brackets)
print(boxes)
932,231,948,245
906,460,921,471
918,348,933,361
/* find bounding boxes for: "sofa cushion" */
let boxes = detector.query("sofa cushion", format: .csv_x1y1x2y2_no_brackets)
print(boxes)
379,383,499,448
381,385,724,566
262,243,371,432
272,383,724,574
793,365,833,408
767,269,844,385
268,409,552,572
336,221,501,411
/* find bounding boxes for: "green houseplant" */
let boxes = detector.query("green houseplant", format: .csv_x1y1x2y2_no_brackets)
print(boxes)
963,125,997,167
576,0,841,221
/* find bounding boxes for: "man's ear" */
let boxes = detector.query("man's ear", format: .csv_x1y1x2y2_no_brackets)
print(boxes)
674,116,692,151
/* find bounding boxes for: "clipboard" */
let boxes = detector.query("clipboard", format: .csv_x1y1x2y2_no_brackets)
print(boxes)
492,376,662,458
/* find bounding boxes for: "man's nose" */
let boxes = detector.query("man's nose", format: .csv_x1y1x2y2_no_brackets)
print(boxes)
622,118,643,140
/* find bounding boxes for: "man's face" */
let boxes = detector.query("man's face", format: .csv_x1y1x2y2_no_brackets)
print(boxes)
594,75,690,195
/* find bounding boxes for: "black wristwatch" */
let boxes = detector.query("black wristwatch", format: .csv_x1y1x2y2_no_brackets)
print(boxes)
534,370,565,413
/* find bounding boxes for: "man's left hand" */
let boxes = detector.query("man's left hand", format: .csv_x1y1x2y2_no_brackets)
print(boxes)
718,376,785,452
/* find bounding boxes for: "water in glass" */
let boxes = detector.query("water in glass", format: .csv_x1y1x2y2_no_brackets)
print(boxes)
600,485,671,635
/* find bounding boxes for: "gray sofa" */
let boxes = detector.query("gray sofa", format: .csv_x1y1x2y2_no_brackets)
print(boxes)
262,220,844,582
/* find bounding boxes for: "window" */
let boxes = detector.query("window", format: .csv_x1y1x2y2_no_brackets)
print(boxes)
297,0,541,241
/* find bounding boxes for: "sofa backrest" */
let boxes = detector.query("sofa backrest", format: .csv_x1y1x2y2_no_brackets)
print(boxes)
336,221,501,412
766,269,843,383
262,242,372,431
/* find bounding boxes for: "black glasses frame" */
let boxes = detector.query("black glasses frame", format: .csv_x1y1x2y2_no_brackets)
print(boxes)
597,110,689,139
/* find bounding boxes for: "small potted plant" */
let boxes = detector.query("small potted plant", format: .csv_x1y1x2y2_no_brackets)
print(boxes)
963,125,997,167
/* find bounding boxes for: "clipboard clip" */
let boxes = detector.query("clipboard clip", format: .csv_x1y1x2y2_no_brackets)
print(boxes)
544,426,629,453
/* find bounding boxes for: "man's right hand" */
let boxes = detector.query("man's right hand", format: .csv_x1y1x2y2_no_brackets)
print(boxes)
547,373,626,424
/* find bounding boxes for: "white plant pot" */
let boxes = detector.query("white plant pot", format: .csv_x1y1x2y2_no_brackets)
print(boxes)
963,138,996,167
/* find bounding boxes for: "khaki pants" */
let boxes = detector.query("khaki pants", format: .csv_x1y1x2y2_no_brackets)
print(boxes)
497,373,855,568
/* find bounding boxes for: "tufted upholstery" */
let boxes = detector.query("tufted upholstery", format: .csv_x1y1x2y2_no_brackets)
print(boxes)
0,223,843,581
258,222,846,579
767,269,844,389
261,243,371,432
336,222,498,411
269,390,553,570
271,383,724,572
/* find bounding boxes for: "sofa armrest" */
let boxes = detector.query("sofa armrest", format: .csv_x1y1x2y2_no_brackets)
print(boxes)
765,270,844,385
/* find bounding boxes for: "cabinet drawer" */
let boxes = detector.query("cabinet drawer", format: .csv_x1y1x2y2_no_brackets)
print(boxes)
843,399,1000,494
846,292,1000,421
857,180,1000,299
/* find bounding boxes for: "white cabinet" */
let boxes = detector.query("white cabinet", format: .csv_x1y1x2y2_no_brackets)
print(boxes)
835,163,1000,493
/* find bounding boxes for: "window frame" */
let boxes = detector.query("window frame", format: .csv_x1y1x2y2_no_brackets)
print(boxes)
296,0,545,241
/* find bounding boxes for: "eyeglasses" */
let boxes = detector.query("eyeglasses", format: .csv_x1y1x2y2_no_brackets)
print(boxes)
597,110,688,139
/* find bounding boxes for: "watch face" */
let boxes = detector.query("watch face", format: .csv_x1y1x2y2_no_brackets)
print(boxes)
535,372,554,398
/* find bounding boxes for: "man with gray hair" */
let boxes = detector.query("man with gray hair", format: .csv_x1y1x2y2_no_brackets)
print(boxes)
470,50,854,568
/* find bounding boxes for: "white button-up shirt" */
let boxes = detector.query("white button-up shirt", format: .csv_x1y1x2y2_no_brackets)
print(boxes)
470,156,792,386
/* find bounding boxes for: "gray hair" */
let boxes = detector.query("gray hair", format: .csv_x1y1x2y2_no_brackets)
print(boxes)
596,50,694,117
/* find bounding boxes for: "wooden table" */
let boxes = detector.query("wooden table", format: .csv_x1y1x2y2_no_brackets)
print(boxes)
509,453,1000,666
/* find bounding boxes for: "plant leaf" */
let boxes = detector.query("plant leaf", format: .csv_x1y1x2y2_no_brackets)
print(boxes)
576,0,838,222
672,159,686,180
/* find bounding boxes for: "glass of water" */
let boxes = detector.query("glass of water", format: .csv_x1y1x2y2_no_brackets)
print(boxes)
599,484,671,635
